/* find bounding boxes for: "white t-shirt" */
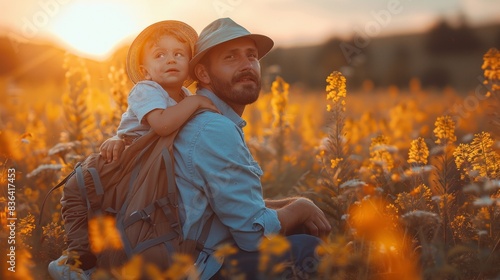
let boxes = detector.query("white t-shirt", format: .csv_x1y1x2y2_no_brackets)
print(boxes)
117,80,191,138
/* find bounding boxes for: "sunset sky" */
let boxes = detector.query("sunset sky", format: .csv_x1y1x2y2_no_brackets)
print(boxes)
1,0,499,60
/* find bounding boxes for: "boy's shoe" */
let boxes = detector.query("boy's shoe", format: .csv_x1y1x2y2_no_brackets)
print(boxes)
48,255,95,280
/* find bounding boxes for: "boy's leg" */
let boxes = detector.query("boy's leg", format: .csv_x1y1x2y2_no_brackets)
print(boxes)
59,175,97,270
48,174,98,279
214,234,321,280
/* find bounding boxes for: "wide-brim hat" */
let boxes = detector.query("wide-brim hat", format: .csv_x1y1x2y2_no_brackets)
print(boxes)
189,18,274,75
126,20,198,85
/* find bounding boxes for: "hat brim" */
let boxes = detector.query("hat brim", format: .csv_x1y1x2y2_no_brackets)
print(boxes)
126,20,198,85
189,33,274,75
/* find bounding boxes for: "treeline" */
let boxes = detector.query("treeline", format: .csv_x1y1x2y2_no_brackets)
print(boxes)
262,19,500,91
1,19,499,91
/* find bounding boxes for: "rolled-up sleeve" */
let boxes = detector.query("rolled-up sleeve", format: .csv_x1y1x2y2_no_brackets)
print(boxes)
189,114,281,251
253,208,281,236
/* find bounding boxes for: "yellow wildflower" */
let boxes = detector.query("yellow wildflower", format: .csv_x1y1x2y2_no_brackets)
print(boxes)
330,157,343,169
482,48,499,93
213,243,238,262
258,235,290,273
326,71,347,107
116,255,143,280
369,135,395,173
433,115,457,145
316,236,350,268
88,216,123,253
453,143,469,179
469,132,500,179
259,234,290,256
271,76,290,129
164,253,195,280
408,137,429,165
454,132,500,181
14,249,34,280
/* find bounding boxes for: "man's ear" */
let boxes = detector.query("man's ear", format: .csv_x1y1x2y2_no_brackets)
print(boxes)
194,64,210,84
139,65,151,80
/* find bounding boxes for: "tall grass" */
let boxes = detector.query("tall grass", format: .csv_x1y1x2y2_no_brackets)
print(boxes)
0,48,498,279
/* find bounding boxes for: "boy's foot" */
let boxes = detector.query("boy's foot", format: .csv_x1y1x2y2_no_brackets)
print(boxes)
48,255,95,280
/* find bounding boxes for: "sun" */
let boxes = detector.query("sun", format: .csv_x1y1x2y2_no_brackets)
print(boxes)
49,2,141,60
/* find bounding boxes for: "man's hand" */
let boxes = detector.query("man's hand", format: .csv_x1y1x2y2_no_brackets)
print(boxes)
295,198,331,237
277,197,331,237
99,137,126,163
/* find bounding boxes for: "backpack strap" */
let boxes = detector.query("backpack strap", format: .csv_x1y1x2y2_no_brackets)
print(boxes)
195,214,215,252
178,213,215,259
38,162,81,226
123,197,179,231
116,140,154,257
75,164,92,211
161,148,178,207
131,231,179,255
85,167,105,215
87,167,105,197
155,197,180,235
121,196,182,255
75,164,105,214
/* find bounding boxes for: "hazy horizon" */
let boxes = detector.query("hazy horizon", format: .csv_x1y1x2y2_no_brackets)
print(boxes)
1,0,499,60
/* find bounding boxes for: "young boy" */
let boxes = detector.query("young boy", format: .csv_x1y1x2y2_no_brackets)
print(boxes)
101,20,218,159
48,20,217,280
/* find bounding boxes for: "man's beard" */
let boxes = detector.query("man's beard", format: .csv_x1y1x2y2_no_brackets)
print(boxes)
208,70,261,105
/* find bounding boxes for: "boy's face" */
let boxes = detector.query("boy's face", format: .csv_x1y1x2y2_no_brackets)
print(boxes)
140,35,190,91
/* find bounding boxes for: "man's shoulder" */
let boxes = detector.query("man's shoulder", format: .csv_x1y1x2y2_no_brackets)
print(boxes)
180,111,238,137
185,110,234,128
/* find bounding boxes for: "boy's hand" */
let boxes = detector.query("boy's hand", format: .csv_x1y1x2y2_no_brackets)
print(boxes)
99,138,126,162
191,95,220,113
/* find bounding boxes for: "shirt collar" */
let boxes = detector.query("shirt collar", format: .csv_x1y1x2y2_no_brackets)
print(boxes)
181,86,192,97
196,87,247,128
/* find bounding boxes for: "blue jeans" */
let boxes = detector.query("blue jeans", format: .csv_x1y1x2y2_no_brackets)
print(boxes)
211,234,322,280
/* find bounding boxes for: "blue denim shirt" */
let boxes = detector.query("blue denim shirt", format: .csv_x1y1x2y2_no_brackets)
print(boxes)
173,88,281,279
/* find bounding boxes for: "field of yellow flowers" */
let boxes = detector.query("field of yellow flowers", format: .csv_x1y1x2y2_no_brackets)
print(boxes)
0,48,499,279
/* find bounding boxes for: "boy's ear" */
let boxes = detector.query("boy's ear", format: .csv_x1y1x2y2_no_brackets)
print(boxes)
194,64,210,84
139,65,151,80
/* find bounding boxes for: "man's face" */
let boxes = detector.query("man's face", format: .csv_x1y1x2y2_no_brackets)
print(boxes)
202,37,262,108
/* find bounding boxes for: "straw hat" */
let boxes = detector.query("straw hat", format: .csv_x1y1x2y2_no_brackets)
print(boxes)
126,20,198,85
189,18,274,74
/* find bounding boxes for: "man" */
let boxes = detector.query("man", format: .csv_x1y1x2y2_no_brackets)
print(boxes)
174,18,332,279
100,17,331,279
